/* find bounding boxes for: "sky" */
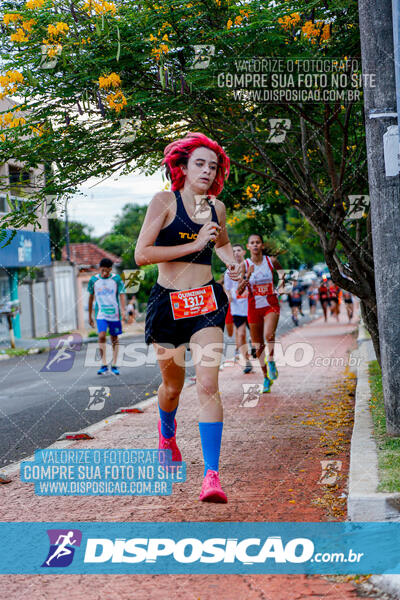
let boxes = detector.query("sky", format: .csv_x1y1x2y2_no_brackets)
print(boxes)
68,169,165,237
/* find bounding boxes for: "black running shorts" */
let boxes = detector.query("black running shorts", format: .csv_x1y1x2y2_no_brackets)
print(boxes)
232,314,248,329
145,279,229,348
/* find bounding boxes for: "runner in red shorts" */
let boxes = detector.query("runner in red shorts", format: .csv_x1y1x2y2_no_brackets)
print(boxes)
236,233,284,393
224,300,234,338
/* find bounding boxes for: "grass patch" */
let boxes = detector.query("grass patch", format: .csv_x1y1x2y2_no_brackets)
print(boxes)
0,347,45,357
369,360,400,492
35,331,71,340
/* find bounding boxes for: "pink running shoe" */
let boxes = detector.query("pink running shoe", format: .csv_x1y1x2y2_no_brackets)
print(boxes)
158,419,182,464
199,469,227,503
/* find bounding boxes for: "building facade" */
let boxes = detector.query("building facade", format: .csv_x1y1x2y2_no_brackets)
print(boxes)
0,97,52,341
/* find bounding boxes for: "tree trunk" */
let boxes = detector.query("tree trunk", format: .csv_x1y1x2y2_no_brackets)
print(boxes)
358,0,400,435
359,298,381,365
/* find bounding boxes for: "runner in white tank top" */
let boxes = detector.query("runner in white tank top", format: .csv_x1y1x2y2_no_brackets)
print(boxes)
236,233,285,393
224,243,253,373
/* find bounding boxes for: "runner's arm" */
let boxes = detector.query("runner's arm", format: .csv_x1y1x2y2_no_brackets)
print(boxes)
117,276,127,321
223,270,233,302
88,293,94,325
135,192,208,265
270,256,286,292
119,293,126,321
214,202,243,280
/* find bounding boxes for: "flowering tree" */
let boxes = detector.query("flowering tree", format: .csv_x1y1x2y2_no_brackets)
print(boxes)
0,0,380,360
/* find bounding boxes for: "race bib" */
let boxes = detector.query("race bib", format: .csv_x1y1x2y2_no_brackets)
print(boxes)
252,283,274,296
170,285,218,320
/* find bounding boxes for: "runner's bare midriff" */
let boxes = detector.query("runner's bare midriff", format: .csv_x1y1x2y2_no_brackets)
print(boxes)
157,262,213,290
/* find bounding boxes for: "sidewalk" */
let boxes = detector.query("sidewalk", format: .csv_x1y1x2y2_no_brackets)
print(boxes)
0,319,146,356
1,308,389,599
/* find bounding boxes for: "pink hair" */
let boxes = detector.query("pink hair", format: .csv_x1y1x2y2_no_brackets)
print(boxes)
161,132,230,196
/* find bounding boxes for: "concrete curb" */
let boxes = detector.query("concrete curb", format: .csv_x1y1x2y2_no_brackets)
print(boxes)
369,576,400,599
347,323,400,521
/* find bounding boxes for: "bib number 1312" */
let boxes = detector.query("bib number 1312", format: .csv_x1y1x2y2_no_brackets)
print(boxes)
170,285,218,320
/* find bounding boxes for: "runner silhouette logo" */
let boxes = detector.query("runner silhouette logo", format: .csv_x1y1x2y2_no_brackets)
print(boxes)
41,334,82,372
42,529,82,568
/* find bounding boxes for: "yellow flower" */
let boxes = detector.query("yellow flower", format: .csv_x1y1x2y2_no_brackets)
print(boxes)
3,13,22,25
234,15,243,25
106,90,127,113
278,12,300,30
99,72,121,88
83,0,116,16
10,28,30,42
47,44,62,57
227,19,233,29
321,23,331,41
48,22,69,37
6,70,24,84
149,34,158,42
21,19,36,32
25,0,45,8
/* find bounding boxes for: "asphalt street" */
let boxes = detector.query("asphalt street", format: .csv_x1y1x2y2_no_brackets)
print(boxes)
0,302,322,467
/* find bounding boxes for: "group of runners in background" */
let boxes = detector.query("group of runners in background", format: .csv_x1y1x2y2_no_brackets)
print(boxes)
287,276,354,326
221,242,355,390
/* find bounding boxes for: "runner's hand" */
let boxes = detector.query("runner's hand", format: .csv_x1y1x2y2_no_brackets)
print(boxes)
236,278,247,295
193,222,220,250
227,262,242,281
236,264,254,294
89,316,95,328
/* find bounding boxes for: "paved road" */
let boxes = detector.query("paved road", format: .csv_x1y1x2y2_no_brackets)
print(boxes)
0,302,322,467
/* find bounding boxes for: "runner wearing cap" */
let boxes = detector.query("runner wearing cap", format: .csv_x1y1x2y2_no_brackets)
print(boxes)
135,132,241,503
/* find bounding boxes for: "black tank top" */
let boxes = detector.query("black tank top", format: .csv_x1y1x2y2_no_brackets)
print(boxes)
154,190,219,265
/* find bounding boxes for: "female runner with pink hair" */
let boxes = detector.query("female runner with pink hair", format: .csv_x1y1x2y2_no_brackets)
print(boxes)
135,132,241,503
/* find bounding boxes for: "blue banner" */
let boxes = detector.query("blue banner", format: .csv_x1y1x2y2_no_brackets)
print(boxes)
0,229,51,268
0,522,400,574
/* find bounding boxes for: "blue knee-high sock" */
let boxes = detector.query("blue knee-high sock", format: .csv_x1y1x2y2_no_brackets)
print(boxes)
158,404,177,439
198,422,223,476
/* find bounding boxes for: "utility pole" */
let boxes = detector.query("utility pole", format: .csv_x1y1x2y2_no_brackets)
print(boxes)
65,197,71,263
358,0,400,434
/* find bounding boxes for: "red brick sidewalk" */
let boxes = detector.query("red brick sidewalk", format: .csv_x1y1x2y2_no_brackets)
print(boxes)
1,308,382,599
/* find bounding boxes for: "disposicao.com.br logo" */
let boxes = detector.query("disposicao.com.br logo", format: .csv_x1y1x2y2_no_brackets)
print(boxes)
82,536,363,565
42,529,82,567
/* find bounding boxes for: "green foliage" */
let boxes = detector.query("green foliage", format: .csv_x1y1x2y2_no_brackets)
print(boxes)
98,203,147,268
369,360,400,492
0,0,373,308
48,217,94,260
136,263,158,304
